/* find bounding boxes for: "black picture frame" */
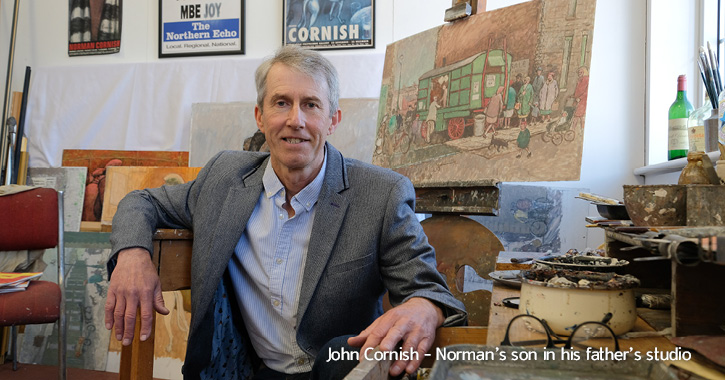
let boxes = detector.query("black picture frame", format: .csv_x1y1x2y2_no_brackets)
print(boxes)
282,0,375,50
159,0,245,58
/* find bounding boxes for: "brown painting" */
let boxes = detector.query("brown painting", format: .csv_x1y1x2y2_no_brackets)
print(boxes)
100,166,203,229
61,150,189,222
373,0,596,185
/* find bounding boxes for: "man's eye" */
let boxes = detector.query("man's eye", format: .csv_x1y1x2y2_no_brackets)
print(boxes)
306,102,318,108
276,101,287,107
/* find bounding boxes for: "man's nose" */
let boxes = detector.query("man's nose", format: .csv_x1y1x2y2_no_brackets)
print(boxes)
287,104,305,128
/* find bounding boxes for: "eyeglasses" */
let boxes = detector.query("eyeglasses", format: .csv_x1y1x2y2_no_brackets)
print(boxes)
500,313,620,351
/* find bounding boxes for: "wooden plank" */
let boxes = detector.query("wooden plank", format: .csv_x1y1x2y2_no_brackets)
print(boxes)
414,185,499,215
421,327,487,368
119,309,156,380
157,239,193,291
672,260,725,337
101,166,202,227
343,348,393,380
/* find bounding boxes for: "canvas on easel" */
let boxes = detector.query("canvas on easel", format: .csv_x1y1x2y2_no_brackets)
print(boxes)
374,0,596,185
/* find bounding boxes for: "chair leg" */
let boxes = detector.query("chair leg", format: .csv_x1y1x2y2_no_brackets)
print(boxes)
11,325,17,371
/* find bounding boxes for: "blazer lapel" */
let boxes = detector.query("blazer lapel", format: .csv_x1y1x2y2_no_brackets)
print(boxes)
297,144,349,320
193,158,267,329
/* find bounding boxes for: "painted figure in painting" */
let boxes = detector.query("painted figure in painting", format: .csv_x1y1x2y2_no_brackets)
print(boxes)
82,158,122,221
106,46,465,379
571,66,589,131
327,0,345,24
539,71,559,122
296,0,321,28
484,86,505,137
531,67,545,106
517,76,534,126
516,120,532,158
425,96,440,143
503,80,517,129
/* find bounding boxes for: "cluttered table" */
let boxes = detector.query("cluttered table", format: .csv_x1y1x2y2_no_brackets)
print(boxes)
485,250,725,379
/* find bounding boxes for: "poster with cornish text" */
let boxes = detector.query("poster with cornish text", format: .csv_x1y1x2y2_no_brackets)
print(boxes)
68,0,122,56
283,0,374,50
159,0,244,58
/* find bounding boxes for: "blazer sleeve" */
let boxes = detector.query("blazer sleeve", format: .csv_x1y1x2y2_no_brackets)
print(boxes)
377,176,467,326
107,152,224,276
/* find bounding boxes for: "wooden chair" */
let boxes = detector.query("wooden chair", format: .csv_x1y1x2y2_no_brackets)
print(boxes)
121,229,486,379
0,187,66,380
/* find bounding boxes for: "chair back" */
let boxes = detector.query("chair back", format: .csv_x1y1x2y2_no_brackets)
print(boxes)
0,187,59,250
0,186,66,380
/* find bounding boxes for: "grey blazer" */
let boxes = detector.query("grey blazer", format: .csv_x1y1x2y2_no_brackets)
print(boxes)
109,143,466,379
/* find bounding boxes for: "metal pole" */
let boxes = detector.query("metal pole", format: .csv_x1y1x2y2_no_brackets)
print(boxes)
57,190,67,380
0,0,20,184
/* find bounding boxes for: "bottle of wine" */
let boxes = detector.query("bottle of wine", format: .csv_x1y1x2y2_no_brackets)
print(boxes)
668,75,694,160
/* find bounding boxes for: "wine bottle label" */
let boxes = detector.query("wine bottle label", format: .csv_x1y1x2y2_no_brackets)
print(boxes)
688,125,705,151
668,118,689,150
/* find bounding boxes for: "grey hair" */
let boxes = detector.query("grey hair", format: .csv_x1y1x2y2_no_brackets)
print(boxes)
255,46,340,117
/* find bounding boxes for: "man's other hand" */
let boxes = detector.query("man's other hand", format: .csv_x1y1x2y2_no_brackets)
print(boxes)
347,297,444,376
104,248,169,346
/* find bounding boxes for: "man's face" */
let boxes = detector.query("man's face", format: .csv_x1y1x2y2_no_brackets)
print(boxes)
255,63,340,176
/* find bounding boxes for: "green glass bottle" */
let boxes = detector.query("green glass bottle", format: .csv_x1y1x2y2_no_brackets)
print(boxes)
668,75,694,160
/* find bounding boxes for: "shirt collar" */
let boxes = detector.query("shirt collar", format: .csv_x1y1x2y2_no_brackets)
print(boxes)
262,149,327,212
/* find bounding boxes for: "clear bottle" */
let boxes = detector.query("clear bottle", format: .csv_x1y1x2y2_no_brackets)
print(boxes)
668,75,694,160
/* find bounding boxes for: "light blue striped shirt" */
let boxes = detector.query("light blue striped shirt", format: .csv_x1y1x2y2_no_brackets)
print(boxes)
228,152,327,374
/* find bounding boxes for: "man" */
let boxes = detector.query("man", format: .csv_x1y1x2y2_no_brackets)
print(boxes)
105,46,466,380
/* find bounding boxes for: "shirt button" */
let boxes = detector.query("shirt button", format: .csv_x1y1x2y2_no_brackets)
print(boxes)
273,299,280,307
306,202,311,207
297,358,305,365
276,258,283,265
279,213,284,219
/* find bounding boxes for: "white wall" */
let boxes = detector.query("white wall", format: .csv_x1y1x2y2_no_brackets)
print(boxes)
0,0,647,249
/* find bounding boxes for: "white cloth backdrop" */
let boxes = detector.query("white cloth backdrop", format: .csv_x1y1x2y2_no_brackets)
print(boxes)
26,53,385,167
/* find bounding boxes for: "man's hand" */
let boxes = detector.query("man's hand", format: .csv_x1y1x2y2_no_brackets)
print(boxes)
104,248,169,346
347,297,444,376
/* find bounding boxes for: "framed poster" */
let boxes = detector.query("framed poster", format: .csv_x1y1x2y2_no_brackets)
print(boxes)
159,0,244,58
283,0,374,50
68,0,123,56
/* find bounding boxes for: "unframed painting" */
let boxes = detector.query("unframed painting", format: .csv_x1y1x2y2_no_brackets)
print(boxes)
374,0,596,185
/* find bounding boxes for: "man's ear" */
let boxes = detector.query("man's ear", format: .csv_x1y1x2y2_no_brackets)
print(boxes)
254,105,265,132
328,108,342,135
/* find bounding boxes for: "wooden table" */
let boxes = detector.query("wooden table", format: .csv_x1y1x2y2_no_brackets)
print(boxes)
119,229,193,380
485,283,723,378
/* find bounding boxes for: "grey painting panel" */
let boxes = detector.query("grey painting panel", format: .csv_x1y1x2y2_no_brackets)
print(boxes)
26,167,88,232
469,184,588,253
189,102,258,167
19,232,112,371
189,99,378,165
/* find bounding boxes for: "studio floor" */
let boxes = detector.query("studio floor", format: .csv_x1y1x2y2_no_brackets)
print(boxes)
0,361,164,380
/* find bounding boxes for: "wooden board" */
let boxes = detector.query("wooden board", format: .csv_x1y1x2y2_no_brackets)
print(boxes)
61,149,189,222
100,166,201,229
421,214,504,326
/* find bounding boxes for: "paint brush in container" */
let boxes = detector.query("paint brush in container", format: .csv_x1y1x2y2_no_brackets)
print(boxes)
698,47,719,108
707,41,722,94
